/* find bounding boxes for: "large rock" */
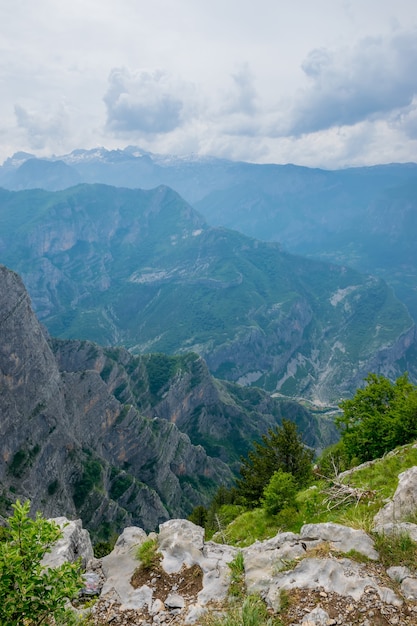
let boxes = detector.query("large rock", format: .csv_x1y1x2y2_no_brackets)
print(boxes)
158,519,237,607
265,557,402,612
300,522,379,560
158,519,205,572
374,466,417,525
100,526,148,610
42,517,93,569
373,521,417,543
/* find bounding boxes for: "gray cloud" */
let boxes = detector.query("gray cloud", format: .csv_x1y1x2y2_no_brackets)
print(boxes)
287,30,417,136
104,67,185,135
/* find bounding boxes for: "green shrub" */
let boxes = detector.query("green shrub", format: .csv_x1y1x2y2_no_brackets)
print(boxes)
236,420,314,507
337,373,417,463
262,470,298,516
0,499,83,625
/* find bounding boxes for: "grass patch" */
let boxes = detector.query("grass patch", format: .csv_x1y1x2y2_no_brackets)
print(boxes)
136,538,161,571
341,444,417,500
201,594,283,626
228,551,245,598
214,509,281,548
372,530,417,570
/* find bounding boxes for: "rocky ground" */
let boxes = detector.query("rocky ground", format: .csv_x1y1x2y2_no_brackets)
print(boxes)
65,517,417,626
48,466,417,626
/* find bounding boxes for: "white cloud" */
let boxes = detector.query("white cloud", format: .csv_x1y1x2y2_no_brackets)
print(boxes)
1,1,417,167
104,68,187,136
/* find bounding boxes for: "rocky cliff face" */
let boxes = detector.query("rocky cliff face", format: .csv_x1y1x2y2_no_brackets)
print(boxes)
0,264,338,541
0,264,232,538
51,339,339,465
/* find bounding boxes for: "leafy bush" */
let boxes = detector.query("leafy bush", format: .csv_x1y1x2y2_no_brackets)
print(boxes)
262,470,298,515
0,499,83,625
337,373,417,463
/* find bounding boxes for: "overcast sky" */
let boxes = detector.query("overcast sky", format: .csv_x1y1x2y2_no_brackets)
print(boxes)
1,0,417,168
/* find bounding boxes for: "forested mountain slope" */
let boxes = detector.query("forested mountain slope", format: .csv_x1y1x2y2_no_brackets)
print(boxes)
0,184,414,402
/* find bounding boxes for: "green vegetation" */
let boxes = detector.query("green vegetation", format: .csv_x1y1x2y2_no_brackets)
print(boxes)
262,470,298,516
47,479,59,495
336,373,417,464
236,419,314,507
228,551,245,598
73,457,103,509
202,594,283,626
109,471,133,500
373,530,417,570
208,438,417,548
136,538,161,571
0,500,83,625
190,374,417,553
8,445,40,479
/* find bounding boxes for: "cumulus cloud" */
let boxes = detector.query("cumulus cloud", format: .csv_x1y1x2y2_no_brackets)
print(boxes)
103,67,186,135
287,29,417,136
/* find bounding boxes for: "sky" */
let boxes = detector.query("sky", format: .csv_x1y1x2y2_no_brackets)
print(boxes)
1,0,417,168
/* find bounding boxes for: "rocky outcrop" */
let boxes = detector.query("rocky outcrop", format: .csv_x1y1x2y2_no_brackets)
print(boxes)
42,517,94,570
55,517,417,625
51,339,339,463
374,466,417,526
0,263,338,540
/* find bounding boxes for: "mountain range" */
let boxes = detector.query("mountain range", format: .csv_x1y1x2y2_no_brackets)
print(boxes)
1,147,416,321
0,182,414,403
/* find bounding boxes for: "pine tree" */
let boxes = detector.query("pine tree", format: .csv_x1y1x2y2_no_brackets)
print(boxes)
235,419,314,506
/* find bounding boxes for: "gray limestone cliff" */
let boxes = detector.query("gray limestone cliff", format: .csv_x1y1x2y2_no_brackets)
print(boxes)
0,265,232,538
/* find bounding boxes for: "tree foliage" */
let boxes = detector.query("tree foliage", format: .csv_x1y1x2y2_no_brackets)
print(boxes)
0,500,83,625
336,373,417,463
235,419,314,506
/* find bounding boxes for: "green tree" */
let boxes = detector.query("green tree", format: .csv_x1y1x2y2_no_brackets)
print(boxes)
235,419,314,506
336,373,417,463
262,470,297,515
0,499,83,625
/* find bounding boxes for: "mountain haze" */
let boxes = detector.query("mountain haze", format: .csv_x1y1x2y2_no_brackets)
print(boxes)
0,183,414,403
3,148,415,321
